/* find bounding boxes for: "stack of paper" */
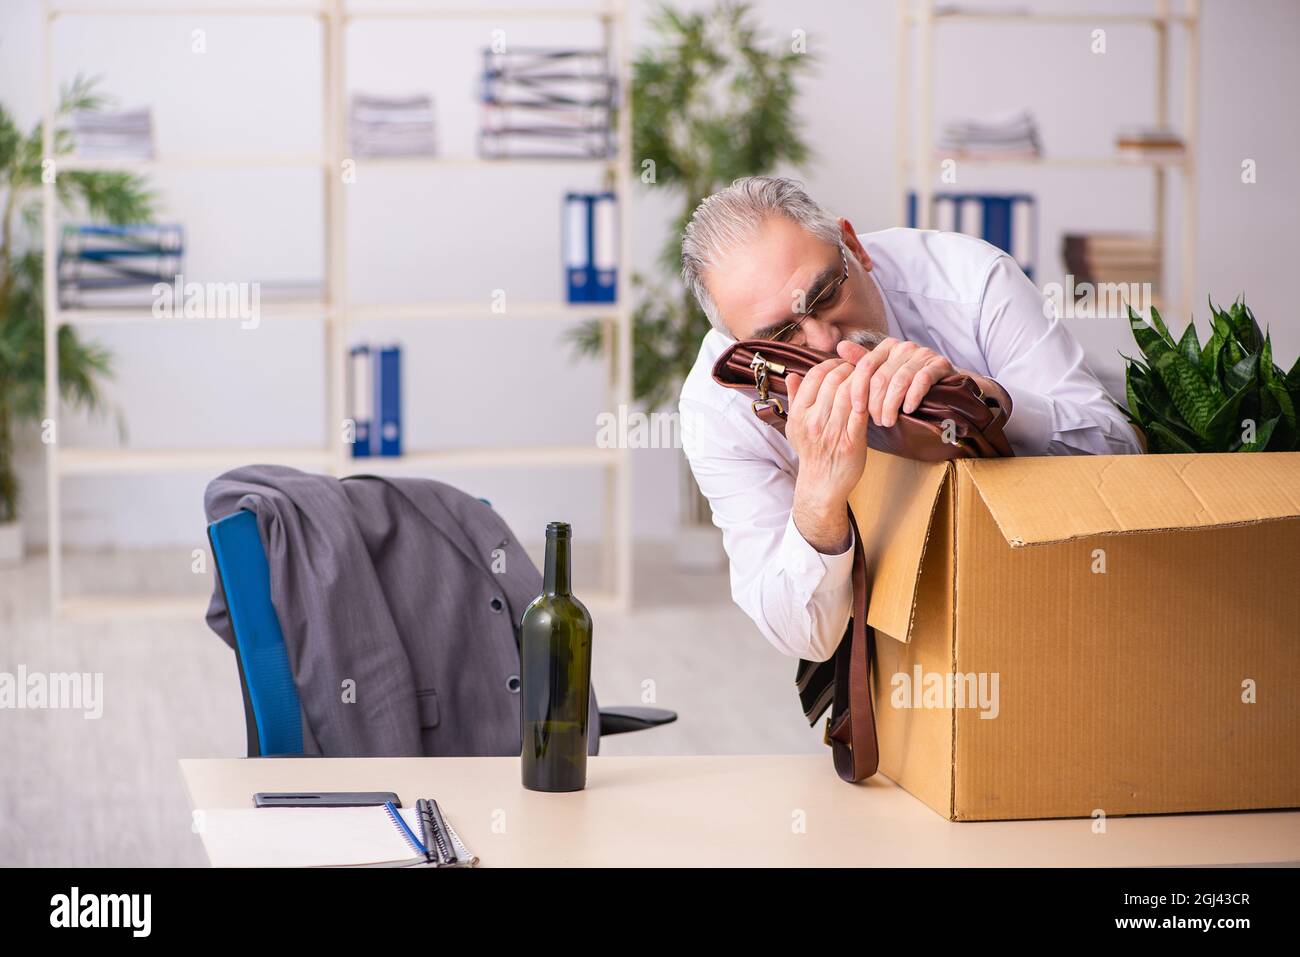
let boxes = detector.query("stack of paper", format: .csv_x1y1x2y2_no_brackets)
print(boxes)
70,108,155,159
479,48,616,159
349,93,437,158
937,109,1041,159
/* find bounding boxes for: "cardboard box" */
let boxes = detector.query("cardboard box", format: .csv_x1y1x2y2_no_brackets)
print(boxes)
847,449,1300,821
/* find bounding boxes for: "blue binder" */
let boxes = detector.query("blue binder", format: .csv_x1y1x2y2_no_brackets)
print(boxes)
564,192,617,303
906,191,1036,281
377,345,402,457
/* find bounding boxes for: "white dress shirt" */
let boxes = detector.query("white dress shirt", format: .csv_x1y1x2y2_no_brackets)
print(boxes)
678,227,1142,662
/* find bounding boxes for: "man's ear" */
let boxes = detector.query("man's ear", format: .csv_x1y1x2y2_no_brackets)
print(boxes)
839,217,873,272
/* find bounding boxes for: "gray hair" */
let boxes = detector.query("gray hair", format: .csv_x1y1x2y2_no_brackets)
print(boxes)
681,176,842,337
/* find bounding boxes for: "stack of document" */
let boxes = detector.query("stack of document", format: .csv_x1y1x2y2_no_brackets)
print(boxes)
349,93,437,157
58,223,184,309
479,48,616,159
70,107,155,159
937,109,1041,159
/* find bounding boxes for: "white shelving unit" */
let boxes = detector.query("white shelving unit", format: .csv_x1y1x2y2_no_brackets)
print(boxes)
41,0,633,619
896,0,1199,316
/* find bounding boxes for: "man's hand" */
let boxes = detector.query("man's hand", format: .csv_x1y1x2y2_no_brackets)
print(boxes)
785,357,870,555
835,338,1013,428
834,338,958,428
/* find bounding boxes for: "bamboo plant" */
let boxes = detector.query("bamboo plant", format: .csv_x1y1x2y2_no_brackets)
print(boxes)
0,76,154,528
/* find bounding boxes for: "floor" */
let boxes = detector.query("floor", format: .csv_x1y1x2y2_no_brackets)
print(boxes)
0,542,824,866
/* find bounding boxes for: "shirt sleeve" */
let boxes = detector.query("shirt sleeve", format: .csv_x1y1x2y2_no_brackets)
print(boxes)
976,255,1144,456
679,395,855,662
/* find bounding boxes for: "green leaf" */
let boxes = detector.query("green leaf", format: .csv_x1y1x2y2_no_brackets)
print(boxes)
1128,306,1172,363
1147,304,1177,347
1154,350,1218,440
1176,320,1201,367
1225,352,1259,394
1200,311,1227,382
1268,379,1296,430
1241,416,1279,452
1205,377,1255,449
1226,297,1263,353
1145,421,1200,454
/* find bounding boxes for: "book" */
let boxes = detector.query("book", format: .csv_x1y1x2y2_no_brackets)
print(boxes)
195,802,477,868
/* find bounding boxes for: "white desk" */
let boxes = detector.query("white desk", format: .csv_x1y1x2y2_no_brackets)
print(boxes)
180,755,1300,867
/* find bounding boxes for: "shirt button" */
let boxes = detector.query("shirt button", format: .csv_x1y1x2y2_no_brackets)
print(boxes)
489,596,504,613
506,675,521,693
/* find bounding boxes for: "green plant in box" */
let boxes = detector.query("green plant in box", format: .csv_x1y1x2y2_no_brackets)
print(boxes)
1120,298,1300,453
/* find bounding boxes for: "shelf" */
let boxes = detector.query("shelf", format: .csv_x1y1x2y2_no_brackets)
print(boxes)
353,155,616,169
908,10,1196,27
50,4,327,18
56,154,329,172
906,154,1188,170
56,593,211,621
349,300,616,321
55,445,619,476
350,446,619,471
41,0,635,615
57,300,331,325
57,447,335,476
345,6,623,21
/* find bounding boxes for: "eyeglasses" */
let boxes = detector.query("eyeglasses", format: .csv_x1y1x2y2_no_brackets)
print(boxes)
765,244,850,344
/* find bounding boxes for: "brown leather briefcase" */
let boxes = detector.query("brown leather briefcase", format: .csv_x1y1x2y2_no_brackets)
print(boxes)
710,339,1015,782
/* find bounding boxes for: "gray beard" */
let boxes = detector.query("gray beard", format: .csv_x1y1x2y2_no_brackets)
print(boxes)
846,327,886,349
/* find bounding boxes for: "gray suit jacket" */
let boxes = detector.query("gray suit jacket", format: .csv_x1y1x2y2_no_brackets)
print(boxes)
204,464,600,757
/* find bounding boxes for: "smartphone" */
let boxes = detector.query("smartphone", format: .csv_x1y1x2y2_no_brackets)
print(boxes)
253,791,401,808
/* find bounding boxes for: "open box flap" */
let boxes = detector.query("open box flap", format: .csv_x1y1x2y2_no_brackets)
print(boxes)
960,452,1300,547
847,452,951,644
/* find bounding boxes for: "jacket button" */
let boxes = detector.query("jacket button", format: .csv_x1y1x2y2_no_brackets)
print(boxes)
506,675,521,693
489,596,504,612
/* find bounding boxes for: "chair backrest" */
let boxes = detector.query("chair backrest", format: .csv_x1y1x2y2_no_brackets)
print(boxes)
207,510,304,757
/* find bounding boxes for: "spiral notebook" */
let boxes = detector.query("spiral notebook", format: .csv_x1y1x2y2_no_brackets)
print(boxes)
197,799,477,868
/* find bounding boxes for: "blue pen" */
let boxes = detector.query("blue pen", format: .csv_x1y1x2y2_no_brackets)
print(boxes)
384,801,429,860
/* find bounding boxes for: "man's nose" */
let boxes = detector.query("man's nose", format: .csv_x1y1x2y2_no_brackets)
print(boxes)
802,319,841,354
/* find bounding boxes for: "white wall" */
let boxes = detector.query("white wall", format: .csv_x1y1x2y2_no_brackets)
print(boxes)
2,0,1298,553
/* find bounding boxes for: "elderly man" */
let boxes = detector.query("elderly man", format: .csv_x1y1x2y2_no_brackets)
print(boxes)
678,176,1141,663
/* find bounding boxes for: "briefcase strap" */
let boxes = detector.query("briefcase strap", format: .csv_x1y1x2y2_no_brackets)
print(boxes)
825,511,879,783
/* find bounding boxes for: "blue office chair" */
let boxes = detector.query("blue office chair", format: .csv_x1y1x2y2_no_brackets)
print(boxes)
208,508,676,757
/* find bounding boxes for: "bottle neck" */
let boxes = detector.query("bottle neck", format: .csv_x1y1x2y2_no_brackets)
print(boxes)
543,535,571,595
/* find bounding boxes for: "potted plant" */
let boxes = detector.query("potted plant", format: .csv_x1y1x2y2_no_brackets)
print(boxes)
1121,298,1300,452
0,76,153,561
570,1,814,566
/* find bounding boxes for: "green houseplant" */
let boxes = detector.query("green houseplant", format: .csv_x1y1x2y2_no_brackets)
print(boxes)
1121,298,1300,453
0,76,154,557
569,1,814,556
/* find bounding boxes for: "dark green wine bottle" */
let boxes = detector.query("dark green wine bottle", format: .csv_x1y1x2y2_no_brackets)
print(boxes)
520,522,593,792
